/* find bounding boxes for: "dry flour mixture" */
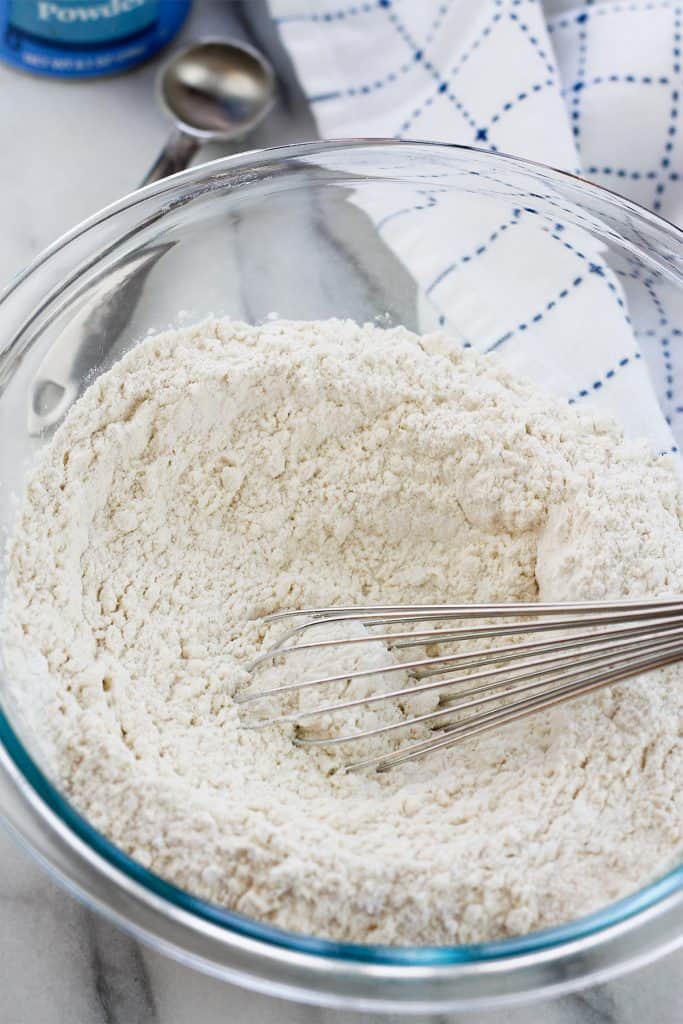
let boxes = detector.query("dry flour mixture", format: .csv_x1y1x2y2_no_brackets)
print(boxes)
4,318,682,944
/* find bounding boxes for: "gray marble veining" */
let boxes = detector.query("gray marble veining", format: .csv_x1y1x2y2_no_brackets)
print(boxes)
0,2,681,1021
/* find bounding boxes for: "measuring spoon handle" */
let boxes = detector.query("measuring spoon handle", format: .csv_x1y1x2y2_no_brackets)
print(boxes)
141,127,200,186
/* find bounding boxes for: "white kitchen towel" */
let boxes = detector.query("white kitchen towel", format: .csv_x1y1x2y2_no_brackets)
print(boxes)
268,0,683,454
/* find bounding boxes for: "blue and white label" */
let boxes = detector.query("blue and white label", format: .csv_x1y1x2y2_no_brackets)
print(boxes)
9,1,159,45
0,0,189,76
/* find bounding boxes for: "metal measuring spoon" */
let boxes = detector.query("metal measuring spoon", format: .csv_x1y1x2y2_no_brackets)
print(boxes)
142,38,276,185
29,39,276,434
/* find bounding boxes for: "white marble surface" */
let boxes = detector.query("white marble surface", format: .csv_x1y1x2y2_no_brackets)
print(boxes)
0,2,681,1021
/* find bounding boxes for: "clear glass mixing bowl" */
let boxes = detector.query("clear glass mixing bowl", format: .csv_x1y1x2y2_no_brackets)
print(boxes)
0,140,681,1014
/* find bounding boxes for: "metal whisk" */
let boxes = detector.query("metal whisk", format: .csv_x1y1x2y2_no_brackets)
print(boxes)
236,598,683,772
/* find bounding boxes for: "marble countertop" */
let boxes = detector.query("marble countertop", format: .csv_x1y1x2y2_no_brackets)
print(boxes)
0,2,681,1021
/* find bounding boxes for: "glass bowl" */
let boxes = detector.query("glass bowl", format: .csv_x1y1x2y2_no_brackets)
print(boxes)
0,140,682,1014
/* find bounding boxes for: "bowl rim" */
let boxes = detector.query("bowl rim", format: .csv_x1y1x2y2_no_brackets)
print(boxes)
3,136,683,309
1,137,682,998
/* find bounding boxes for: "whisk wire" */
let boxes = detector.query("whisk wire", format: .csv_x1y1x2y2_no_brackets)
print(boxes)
352,643,683,773
241,599,683,771
294,630,683,746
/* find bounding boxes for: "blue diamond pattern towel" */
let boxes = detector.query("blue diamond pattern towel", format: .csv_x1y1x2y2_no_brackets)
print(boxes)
269,0,683,456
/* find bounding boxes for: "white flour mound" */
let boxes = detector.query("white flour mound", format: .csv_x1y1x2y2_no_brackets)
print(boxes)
4,318,683,944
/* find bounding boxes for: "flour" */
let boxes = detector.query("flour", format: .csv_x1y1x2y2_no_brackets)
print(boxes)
3,317,682,944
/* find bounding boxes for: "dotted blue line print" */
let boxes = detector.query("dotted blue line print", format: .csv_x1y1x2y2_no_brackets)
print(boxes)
586,165,659,180
397,3,560,143
426,210,523,294
487,78,556,128
443,9,502,84
274,2,378,24
508,8,557,77
398,84,478,136
274,0,683,438
423,1,452,47
549,1,675,33
615,265,645,281
384,3,479,136
653,6,681,212
543,228,631,322
396,4,559,144
486,275,585,353
459,175,593,234
635,321,682,411
376,193,438,232
661,334,675,400
569,11,589,145
563,72,671,96
642,276,677,401
643,277,669,328
385,3,437,66
446,90,482,133
328,1,453,100
567,352,643,404
336,61,411,100
623,218,662,260
624,250,649,273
